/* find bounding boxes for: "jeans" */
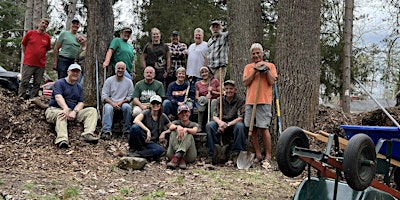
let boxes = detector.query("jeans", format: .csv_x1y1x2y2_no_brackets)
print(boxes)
163,99,178,117
128,124,165,158
102,103,132,133
206,121,246,158
124,71,132,80
57,56,75,79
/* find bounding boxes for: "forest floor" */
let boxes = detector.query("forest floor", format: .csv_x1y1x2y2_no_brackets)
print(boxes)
0,87,399,200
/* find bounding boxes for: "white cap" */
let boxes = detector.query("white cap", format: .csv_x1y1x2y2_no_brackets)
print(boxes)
150,95,162,103
68,64,82,71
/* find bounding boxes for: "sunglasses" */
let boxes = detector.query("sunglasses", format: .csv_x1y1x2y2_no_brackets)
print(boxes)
151,101,161,105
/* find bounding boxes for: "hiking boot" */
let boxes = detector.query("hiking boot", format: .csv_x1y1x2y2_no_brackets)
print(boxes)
101,131,112,140
167,155,179,169
204,157,213,164
80,133,99,144
57,140,69,149
230,152,239,165
178,157,187,169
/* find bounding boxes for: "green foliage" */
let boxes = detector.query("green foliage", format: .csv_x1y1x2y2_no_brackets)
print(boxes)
62,186,80,199
0,0,25,70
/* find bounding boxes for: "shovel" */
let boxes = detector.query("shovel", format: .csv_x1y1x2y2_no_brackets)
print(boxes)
237,72,262,169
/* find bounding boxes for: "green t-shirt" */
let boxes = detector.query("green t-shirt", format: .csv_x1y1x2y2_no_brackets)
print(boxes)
132,79,165,103
109,37,135,73
58,31,80,59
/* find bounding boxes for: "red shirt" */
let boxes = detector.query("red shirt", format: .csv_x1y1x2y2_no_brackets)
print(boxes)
21,30,51,68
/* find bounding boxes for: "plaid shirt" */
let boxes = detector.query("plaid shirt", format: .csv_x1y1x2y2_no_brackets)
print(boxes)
167,42,187,71
207,32,229,69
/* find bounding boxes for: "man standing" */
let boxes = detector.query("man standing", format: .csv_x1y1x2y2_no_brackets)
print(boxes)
52,18,81,79
132,66,165,118
101,62,134,140
45,64,99,148
187,28,208,82
166,31,187,88
242,43,277,164
207,20,228,81
18,18,51,99
205,80,246,164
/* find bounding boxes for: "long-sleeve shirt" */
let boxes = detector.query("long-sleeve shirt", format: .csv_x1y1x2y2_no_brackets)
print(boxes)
101,76,134,102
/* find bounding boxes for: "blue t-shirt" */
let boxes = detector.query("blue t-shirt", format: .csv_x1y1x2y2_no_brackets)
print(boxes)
49,78,84,109
166,81,188,103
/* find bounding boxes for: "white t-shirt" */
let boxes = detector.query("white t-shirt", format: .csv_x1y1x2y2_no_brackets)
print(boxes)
186,41,208,78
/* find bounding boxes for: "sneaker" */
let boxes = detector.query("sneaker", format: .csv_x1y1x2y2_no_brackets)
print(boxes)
101,131,112,140
80,133,99,144
204,157,213,164
57,140,69,149
178,157,187,169
167,155,179,169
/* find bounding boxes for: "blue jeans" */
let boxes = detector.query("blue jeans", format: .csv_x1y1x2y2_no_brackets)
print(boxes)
163,99,178,117
57,56,75,79
206,121,246,158
128,124,165,158
124,71,132,80
102,103,132,133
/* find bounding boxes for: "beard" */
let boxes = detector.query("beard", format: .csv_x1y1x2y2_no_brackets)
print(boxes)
212,30,222,37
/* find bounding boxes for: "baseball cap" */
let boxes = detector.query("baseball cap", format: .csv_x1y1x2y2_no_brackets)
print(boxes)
68,64,82,71
171,31,179,36
199,66,209,73
122,26,132,33
150,95,162,104
177,105,190,114
71,18,80,23
223,80,235,86
211,20,222,25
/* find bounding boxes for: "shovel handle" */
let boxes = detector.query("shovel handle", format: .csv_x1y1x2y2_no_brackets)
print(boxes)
249,74,262,136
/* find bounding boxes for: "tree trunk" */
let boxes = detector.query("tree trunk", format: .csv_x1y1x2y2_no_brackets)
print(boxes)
66,0,78,25
85,0,114,107
33,0,41,25
227,0,263,97
275,0,321,131
42,0,48,19
341,0,354,113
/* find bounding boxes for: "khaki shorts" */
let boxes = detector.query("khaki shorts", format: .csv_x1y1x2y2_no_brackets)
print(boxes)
244,104,272,129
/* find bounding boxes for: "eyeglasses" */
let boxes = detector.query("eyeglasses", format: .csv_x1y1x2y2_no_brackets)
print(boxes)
151,101,161,105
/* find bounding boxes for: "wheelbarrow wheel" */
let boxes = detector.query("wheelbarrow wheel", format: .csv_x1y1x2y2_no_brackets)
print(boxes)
343,133,376,191
276,126,309,177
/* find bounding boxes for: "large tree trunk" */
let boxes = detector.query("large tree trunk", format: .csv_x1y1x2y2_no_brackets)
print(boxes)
227,0,263,97
275,0,321,131
341,0,354,113
66,0,78,25
85,0,114,107
33,0,41,25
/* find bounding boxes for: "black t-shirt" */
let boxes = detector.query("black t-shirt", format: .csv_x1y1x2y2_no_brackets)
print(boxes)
143,42,169,70
142,110,170,141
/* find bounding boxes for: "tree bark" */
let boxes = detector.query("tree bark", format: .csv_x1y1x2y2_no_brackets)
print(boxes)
85,0,114,107
275,0,321,130
66,0,78,25
227,0,263,97
341,0,354,113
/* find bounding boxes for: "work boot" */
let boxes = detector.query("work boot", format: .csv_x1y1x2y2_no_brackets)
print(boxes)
57,140,69,149
101,131,112,140
167,155,179,169
204,157,213,164
80,133,99,144
178,157,187,169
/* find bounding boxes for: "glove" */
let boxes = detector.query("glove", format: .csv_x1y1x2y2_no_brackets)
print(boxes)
255,64,270,73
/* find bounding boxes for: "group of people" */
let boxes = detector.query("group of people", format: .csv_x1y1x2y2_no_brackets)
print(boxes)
19,17,278,169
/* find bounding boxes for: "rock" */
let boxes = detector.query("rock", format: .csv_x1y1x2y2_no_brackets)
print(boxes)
117,157,147,170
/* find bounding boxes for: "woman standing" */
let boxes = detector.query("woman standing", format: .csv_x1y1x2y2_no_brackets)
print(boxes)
128,95,175,160
195,66,220,132
103,27,135,80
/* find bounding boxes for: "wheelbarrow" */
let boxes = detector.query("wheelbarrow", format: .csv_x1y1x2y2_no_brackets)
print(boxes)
276,126,400,200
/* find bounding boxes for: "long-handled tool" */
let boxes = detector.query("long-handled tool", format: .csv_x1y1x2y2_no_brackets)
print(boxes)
274,83,282,135
237,72,261,169
207,79,211,123
95,55,101,122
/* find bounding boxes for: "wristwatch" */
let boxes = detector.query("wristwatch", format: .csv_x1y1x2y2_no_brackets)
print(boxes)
73,109,79,113
227,122,230,127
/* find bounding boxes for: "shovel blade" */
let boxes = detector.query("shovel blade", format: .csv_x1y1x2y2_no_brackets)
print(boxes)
237,151,255,170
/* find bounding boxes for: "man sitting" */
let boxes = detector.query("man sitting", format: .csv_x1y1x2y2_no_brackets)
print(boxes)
101,62,134,140
132,66,165,118
45,64,98,148
205,80,246,164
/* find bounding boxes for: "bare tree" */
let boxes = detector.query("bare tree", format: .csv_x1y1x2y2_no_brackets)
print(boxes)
85,0,114,106
275,0,321,130
226,0,263,97
341,0,354,113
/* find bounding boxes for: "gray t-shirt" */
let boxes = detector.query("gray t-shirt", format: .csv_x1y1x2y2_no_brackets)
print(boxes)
142,110,170,141
101,76,134,102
